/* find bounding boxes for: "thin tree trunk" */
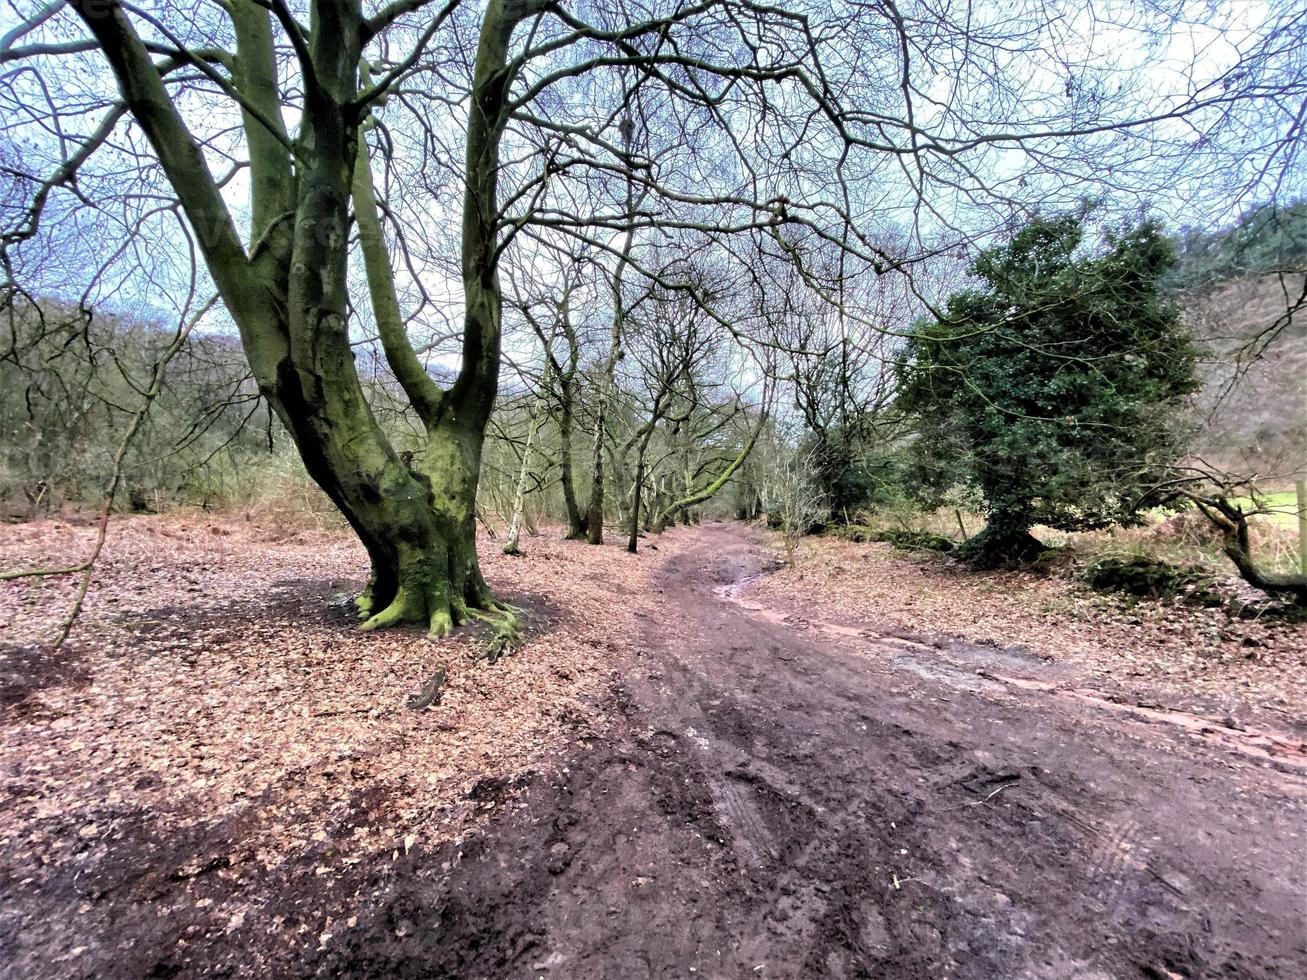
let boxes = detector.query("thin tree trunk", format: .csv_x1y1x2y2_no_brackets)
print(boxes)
586,108,640,545
627,420,659,553
627,460,646,553
505,381,548,555
543,289,587,539
557,386,587,538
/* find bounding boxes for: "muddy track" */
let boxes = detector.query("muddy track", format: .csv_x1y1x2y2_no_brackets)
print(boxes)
305,523,1306,979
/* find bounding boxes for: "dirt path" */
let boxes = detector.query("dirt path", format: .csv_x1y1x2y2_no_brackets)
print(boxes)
310,523,1306,979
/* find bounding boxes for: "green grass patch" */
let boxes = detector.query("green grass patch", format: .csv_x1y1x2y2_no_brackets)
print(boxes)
1228,490,1299,528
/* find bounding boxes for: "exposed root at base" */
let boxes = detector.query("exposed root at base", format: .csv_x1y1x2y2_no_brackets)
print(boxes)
354,586,377,621
358,585,426,632
428,607,454,639
468,603,524,662
354,584,523,660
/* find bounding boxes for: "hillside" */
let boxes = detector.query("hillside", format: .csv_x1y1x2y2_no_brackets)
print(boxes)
1186,272,1306,477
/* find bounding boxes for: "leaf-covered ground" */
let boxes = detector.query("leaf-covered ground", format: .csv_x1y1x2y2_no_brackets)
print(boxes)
1,515,1304,977
0,514,682,976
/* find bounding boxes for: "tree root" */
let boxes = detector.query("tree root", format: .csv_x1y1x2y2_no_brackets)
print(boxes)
355,582,523,657
428,606,455,639
358,586,425,632
467,603,523,662
357,585,459,638
354,585,377,621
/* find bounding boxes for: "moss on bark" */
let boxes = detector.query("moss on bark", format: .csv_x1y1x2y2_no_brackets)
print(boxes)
76,0,537,650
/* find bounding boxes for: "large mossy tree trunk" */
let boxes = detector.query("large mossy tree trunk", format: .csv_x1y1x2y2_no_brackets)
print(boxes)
77,0,534,639
956,508,1046,568
364,0,528,637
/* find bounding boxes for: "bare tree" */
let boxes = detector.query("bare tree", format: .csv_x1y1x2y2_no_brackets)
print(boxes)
760,437,826,567
3,0,1301,643
503,340,553,556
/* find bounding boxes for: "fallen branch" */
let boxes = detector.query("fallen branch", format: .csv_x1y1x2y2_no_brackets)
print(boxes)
407,666,448,711
1174,489,1307,605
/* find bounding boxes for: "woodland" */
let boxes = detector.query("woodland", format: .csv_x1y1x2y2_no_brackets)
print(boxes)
0,1,1305,978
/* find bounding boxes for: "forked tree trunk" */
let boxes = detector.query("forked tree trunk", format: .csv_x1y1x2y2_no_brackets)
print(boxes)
74,0,534,638
338,0,527,634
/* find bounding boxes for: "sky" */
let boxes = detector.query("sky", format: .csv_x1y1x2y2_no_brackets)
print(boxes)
1,0,1303,350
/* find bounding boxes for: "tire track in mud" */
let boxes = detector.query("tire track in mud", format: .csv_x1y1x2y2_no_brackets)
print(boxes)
313,522,1307,979
636,524,1307,979
717,560,1307,775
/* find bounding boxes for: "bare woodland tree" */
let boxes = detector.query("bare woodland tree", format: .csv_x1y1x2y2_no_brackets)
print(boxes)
2,0,1303,641
759,437,825,567
502,336,552,555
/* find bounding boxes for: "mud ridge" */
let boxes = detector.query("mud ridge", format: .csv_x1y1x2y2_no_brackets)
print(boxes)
718,562,1307,774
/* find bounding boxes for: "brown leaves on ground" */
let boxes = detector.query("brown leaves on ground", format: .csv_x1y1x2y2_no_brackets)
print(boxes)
754,535,1306,723
0,514,682,975
3,514,1303,975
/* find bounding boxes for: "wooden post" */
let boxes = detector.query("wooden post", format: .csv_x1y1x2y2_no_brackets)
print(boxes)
1296,478,1307,577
